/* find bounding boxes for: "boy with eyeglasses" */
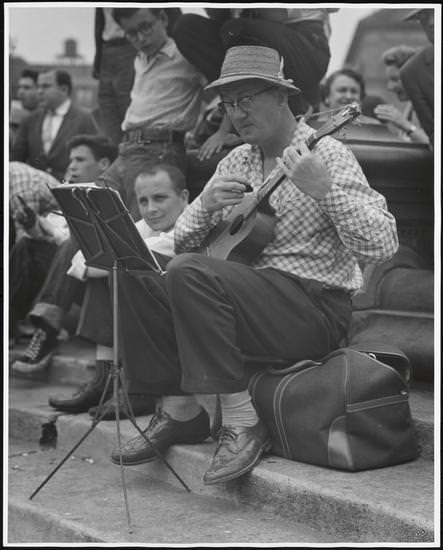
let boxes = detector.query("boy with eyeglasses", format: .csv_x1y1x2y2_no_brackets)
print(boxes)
97,8,206,221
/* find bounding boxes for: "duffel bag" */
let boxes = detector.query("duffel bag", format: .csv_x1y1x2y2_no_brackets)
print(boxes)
248,346,419,471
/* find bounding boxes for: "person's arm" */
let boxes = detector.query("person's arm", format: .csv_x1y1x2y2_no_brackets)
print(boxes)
373,104,429,144
279,138,398,263
174,153,252,254
197,113,240,160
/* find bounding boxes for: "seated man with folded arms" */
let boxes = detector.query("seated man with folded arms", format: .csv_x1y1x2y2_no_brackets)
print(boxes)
47,164,189,419
107,46,399,484
12,134,118,374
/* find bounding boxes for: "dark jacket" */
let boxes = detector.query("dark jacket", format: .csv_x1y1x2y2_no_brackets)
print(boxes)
400,44,434,144
12,104,98,181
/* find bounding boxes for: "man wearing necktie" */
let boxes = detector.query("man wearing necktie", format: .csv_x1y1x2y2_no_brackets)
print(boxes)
13,69,98,181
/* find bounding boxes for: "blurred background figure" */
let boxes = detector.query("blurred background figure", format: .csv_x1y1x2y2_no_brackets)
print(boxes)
321,67,366,111
373,45,429,144
93,8,136,146
17,68,40,113
399,8,434,145
12,69,98,181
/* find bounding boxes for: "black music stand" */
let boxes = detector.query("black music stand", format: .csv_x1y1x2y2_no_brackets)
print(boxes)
29,184,190,532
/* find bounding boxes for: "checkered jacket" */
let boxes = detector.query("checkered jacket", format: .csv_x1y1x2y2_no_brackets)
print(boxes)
174,121,398,292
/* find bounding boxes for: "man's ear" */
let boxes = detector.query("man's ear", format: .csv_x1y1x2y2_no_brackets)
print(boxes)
181,189,189,203
99,158,111,172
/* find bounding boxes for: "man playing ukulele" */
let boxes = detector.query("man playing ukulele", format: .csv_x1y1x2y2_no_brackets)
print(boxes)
112,46,399,484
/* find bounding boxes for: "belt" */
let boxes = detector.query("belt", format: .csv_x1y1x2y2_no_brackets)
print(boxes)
122,127,185,144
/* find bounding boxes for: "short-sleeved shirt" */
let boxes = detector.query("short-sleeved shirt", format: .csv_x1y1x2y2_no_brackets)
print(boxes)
174,120,398,292
122,38,206,132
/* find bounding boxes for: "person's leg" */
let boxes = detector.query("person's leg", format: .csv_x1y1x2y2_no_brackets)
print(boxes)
97,42,135,146
48,277,156,416
167,254,350,394
28,237,84,332
13,237,85,373
10,237,58,338
166,253,351,483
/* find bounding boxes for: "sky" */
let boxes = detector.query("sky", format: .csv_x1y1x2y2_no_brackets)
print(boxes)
6,4,376,74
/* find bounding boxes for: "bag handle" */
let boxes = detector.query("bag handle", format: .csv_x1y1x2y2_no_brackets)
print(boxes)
266,359,322,376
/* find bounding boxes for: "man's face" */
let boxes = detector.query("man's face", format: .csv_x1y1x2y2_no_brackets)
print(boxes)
326,74,362,109
135,171,188,232
38,71,67,110
67,145,106,183
385,66,407,102
119,9,168,56
17,77,39,111
220,79,282,146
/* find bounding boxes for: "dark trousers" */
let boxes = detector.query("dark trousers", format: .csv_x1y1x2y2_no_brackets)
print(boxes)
117,253,352,395
10,237,58,334
77,275,155,394
172,14,331,111
97,41,135,146
29,237,84,331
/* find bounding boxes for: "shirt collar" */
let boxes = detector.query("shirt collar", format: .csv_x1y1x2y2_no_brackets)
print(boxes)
51,98,71,116
137,37,176,65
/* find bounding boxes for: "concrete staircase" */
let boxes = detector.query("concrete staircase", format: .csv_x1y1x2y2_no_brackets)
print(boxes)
8,337,437,544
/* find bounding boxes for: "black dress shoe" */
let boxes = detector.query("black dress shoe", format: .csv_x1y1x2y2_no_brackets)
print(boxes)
48,360,112,413
89,391,157,420
111,408,210,465
203,421,272,485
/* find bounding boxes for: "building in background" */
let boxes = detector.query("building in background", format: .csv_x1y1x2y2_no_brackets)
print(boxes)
345,8,429,108
9,38,98,112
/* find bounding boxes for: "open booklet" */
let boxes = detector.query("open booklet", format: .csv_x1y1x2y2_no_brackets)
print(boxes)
50,183,165,274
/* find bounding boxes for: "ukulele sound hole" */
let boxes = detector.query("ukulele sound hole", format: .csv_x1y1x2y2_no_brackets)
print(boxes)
230,215,244,235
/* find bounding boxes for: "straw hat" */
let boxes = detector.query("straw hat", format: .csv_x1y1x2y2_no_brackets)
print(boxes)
205,45,300,94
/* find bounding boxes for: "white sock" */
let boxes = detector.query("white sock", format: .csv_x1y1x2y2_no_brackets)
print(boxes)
96,345,113,362
219,390,259,428
161,395,202,421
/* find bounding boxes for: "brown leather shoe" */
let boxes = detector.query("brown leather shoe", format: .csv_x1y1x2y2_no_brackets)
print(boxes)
203,421,272,485
111,408,210,466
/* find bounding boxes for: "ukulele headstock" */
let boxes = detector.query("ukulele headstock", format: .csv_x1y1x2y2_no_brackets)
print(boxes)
308,103,362,149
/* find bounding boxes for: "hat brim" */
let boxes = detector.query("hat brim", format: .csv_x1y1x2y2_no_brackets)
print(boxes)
205,74,301,95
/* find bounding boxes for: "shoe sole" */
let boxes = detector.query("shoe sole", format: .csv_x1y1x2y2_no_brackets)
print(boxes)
203,439,272,485
12,352,55,374
110,454,158,466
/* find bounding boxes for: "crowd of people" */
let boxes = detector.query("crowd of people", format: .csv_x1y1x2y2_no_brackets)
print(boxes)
9,7,434,484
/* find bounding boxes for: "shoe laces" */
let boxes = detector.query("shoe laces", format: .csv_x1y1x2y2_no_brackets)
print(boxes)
215,425,238,450
23,328,47,361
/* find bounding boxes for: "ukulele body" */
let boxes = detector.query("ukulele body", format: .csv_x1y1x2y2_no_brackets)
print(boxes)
200,194,277,263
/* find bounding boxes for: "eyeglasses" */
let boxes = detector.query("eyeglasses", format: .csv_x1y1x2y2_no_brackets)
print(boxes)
124,19,158,41
220,86,275,113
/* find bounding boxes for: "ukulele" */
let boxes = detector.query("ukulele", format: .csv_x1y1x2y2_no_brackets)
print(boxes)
199,102,361,263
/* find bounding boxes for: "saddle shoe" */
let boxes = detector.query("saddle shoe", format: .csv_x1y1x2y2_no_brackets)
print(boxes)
111,407,210,466
203,421,272,485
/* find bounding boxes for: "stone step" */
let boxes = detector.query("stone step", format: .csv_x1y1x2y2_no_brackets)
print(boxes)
8,440,336,544
8,378,435,543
